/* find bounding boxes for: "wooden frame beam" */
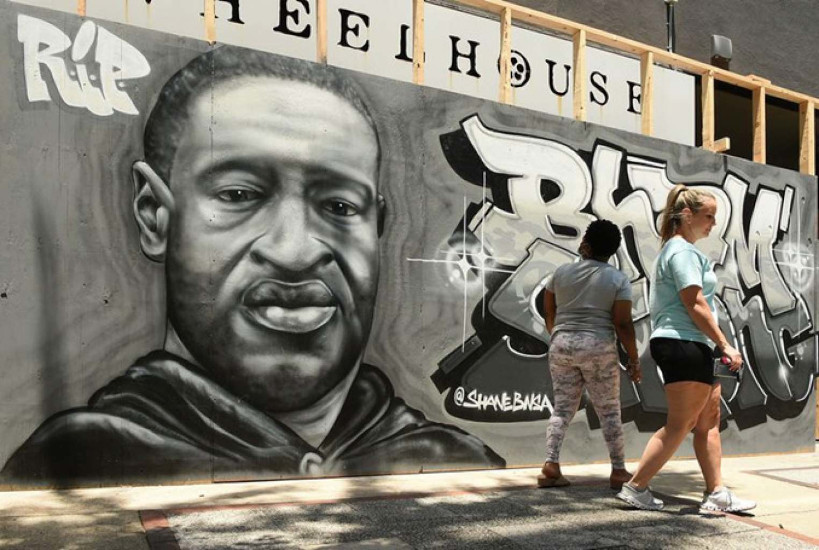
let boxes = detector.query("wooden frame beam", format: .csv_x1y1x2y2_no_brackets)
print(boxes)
404,0,819,169
204,0,216,44
449,0,819,105
498,7,513,104
752,86,766,164
413,0,425,85
316,0,328,63
713,137,731,153
640,51,654,136
573,30,586,121
702,71,715,151
799,101,816,175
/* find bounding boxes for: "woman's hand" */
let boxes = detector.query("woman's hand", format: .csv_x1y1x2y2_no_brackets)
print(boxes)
626,359,642,382
721,344,743,371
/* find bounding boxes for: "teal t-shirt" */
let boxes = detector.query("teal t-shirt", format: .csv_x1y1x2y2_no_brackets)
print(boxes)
649,236,717,346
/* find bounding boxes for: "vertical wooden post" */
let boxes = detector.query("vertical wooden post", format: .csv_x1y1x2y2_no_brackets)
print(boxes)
640,51,654,136
799,101,816,175
413,0,425,85
572,30,586,121
498,7,513,104
752,86,767,164
702,71,715,151
204,0,216,44
77,0,86,17
316,0,328,63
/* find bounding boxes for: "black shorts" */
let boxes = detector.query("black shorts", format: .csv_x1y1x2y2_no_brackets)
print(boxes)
650,337,715,385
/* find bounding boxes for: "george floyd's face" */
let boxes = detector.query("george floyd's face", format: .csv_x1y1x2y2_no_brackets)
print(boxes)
153,76,382,413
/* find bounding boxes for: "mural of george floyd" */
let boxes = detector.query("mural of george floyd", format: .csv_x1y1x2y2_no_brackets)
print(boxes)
0,1,816,489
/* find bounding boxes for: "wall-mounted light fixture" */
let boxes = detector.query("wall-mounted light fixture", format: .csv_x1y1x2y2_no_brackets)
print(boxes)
710,35,732,70
664,0,678,53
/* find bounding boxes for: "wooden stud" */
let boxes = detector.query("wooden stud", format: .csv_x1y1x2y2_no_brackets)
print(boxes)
316,0,327,63
413,0,425,85
572,29,586,121
702,71,715,151
499,7,513,104
713,137,731,153
752,86,766,164
77,0,86,17
204,0,216,44
640,51,654,136
799,101,816,175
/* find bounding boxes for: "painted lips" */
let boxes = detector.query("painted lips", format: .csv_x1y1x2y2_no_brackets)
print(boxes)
243,279,337,334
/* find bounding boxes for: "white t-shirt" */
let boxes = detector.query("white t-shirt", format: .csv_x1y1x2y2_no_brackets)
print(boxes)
546,259,632,338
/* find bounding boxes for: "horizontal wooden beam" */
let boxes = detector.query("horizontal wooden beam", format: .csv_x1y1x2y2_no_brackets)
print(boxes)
713,137,731,153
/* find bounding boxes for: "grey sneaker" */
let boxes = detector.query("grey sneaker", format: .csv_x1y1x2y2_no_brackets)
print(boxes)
700,487,756,513
616,482,664,511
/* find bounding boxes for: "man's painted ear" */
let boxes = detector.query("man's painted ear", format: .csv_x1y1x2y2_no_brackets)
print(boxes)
376,193,386,237
132,161,175,262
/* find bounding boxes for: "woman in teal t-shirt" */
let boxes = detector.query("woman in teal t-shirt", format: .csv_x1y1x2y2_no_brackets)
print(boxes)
616,184,756,514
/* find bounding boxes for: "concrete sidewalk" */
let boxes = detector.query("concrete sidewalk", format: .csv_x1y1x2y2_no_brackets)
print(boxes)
1,445,817,549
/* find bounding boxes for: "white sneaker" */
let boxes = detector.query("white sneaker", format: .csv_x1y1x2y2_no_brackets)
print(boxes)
700,487,756,513
616,482,664,511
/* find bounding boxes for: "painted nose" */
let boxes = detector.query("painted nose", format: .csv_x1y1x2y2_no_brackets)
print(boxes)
249,198,333,275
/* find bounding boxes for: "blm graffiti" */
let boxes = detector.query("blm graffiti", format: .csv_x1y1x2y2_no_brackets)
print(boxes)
430,115,817,430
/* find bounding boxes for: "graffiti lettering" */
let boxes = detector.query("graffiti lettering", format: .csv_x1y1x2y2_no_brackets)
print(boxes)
17,15,150,116
432,115,816,428
454,388,554,413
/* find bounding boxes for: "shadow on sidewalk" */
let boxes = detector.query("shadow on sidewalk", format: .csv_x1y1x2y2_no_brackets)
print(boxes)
0,488,146,550
152,471,793,550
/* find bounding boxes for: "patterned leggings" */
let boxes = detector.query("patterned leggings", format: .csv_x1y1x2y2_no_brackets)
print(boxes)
544,331,625,470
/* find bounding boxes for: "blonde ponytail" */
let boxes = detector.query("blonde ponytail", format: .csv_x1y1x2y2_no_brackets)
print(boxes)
659,184,715,244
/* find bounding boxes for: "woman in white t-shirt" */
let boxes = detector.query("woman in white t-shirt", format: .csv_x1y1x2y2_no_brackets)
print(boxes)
539,219,641,490
616,184,755,513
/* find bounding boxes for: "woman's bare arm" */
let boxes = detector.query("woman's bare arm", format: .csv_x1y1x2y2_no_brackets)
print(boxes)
612,300,641,382
678,286,742,368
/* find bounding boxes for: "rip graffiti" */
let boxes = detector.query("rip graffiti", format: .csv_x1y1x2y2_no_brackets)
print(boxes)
17,14,150,117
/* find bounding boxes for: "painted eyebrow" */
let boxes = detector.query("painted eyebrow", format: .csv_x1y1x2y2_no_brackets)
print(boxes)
306,166,376,202
198,158,376,202
199,158,276,183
